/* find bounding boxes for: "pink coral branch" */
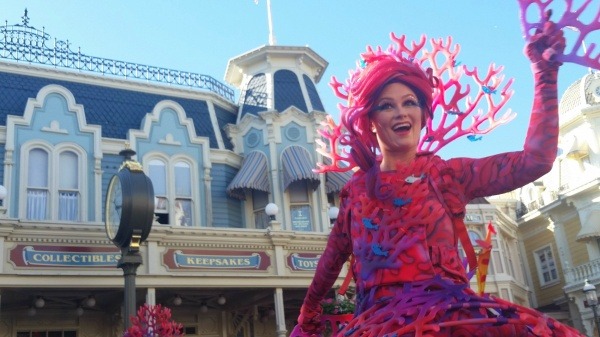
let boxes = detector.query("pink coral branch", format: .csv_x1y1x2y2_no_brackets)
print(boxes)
518,0,600,70
418,40,516,153
315,115,353,173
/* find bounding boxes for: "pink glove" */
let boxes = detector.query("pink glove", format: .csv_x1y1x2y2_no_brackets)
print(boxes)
524,10,566,73
289,324,322,337
296,303,324,336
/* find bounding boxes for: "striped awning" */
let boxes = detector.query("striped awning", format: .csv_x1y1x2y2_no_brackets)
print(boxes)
576,211,600,242
281,146,320,191
227,151,270,200
326,170,353,194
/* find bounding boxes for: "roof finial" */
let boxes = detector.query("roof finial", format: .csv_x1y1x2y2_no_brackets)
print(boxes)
21,8,29,26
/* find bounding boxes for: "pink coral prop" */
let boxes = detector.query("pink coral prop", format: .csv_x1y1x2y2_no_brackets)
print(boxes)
518,0,600,70
123,304,184,337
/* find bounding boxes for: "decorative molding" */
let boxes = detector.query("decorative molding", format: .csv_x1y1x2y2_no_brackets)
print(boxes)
41,120,68,134
158,133,181,146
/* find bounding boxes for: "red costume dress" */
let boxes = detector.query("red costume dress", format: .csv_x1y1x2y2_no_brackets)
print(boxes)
295,66,586,336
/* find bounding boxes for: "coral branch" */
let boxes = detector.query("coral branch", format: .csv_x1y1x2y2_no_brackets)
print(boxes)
315,115,353,173
123,304,183,337
417,39,516,153
518,0,600,70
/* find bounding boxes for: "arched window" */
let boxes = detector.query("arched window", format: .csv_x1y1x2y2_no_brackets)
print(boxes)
174,161,192,226
27,148,49,220
58,150,79,221
147,157,196,226
25,146,82,221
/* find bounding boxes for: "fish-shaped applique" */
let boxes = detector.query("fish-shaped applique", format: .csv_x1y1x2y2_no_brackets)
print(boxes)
393,198,412,207
482,86,497,94
362,218,379,230
467,135,482,142
405,174,425,184
371,244,389,257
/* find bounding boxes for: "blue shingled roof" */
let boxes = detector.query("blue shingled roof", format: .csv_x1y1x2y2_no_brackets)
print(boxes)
303,74,324,111
274,70,307,113
0,70,235,150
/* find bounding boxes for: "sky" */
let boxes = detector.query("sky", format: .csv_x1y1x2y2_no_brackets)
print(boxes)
1,0,597,159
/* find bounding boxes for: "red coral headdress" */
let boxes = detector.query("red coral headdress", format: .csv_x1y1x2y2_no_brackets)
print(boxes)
316,34,516,174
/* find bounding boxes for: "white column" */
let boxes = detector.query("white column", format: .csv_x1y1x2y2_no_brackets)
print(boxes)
204,166,213,226
274,288,287,337
547,216,573,273
146,288,156,306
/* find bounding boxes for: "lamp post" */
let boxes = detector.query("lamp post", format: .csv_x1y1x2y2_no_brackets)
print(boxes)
583,279,600,337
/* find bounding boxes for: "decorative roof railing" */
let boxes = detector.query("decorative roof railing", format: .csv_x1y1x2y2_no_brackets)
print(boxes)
0,10,235,102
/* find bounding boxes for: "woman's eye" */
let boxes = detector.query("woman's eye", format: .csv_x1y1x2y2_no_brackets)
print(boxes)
403,99,419,107
373,102,394,111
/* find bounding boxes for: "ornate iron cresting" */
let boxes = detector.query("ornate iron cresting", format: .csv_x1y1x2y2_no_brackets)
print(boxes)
0,9,235,102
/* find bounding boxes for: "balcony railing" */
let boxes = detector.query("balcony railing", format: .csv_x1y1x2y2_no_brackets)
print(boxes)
565,258,600,284
1,11,235,102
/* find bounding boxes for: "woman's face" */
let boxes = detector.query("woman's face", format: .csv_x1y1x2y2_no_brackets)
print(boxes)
370,82,423,163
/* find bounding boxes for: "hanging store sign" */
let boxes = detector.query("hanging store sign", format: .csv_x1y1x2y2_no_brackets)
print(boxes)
9,244,121,268
163,249,271,271
287,253,321,271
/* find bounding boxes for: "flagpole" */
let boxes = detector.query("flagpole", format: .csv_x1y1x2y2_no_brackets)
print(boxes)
266,0,276,45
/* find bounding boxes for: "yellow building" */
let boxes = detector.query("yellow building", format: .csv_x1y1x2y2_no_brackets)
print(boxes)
503,69,600,336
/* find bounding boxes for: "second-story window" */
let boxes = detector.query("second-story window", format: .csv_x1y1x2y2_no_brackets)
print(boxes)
25,146,81,221
27,148,49,220
252,190,269,229
174,162,192,226
58,151,80,221
534,246,559,286
289,181,312,231
148,157,195,226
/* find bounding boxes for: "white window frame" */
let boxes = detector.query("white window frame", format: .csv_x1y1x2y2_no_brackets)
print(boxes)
19,141,86,222
145,153,199,227
287,180,313,232
533,245,560,287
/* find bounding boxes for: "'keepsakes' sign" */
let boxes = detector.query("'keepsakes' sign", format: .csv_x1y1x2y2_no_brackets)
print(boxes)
163,249,271,271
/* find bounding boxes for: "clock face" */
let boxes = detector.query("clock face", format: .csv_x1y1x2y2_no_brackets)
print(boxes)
105,175,123,240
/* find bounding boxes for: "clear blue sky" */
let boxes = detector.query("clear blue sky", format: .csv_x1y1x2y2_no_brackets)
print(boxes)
0,1,594,159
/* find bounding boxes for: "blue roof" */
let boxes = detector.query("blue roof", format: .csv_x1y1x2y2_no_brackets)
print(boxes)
274,70,307,113
0,70,236,150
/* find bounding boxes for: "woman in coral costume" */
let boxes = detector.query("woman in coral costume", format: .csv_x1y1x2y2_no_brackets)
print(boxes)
290,16,587,337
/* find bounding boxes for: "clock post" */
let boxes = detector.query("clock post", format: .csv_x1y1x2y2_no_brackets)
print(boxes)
105,147,155,330
118,244,143,331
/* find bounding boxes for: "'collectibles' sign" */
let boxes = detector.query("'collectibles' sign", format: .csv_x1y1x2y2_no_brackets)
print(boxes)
10,245,121,268
287,253,321,271
163,249,270,271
